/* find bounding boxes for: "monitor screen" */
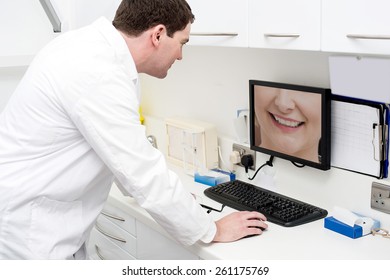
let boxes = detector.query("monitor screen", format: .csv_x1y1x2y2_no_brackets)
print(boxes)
249,80,331,170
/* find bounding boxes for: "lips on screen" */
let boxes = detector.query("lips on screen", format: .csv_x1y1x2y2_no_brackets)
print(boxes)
249,80,331,171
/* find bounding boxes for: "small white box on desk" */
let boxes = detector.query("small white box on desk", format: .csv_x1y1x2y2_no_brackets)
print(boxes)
165,117,219,174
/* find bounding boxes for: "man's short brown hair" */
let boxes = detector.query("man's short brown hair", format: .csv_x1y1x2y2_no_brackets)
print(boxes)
113,0,195,37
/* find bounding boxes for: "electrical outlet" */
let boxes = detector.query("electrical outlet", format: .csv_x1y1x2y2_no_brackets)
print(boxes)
371,182,390,214
232,143,256,171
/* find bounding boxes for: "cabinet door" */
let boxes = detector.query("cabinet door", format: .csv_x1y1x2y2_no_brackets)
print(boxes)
87,227,136,260
101,201,137,236
248,0,321,51
136,221,198,260
187,0,248,47
322,0,390,55
0,0,57,63
95,215,137,256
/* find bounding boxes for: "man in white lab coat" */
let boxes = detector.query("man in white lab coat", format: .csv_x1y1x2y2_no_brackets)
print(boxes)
0,0,267,259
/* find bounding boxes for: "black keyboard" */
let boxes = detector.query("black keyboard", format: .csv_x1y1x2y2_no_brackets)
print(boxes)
204,180,328,227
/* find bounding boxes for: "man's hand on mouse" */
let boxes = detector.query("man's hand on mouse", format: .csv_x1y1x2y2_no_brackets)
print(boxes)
212,211,268,242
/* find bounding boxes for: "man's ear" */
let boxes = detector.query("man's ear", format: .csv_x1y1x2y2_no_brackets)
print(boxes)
152,24,166,47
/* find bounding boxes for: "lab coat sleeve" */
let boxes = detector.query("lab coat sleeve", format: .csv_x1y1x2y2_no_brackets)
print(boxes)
64,69,216,246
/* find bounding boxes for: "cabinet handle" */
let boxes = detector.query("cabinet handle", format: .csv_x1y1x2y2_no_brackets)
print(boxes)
264,33,300,38
96,224,127,243
101,211,125,222
95,245,105,260
346,34,390,40
190,32,238,37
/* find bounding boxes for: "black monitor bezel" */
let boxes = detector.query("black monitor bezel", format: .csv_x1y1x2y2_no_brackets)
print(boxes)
249,80,331,171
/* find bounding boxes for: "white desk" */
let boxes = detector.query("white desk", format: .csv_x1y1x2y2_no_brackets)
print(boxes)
107,162,390,260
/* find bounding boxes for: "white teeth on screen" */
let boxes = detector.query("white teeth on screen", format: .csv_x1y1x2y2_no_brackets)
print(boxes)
274,115,302,128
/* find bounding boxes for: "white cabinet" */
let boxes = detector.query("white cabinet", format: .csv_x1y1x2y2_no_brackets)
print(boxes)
322,0,390,55
100,201,137,236
188,0,390,55
95,215,137,256
87,202,137,260
0,0,121,67
88,227,136,260
87,199,199,260
3,0,390,60
136,221,198,260
248,0,321,51
187,0,248,47
0,0,59,66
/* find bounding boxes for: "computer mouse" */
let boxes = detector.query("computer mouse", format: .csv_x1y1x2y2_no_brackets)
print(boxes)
249,218,267,231
242,218,267,238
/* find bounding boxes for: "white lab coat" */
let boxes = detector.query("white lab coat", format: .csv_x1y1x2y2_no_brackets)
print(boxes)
0,18,216,259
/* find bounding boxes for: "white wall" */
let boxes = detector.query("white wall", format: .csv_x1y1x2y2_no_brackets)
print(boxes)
1,43,388,228
140,46,331,139
140,46,390,229
0,67,26,111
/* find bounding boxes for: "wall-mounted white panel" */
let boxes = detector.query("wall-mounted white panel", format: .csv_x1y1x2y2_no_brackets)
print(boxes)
0,0,57,57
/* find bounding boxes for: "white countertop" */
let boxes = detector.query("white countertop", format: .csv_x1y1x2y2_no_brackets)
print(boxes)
107,163,390,260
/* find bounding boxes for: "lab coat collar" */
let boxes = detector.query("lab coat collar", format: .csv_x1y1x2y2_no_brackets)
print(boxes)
91,17,140,100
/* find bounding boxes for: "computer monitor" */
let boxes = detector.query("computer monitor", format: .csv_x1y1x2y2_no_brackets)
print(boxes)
249,80,331,170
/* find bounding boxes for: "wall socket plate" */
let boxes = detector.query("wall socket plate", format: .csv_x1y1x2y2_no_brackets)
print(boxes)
232,143,256,171
371,182,390,214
